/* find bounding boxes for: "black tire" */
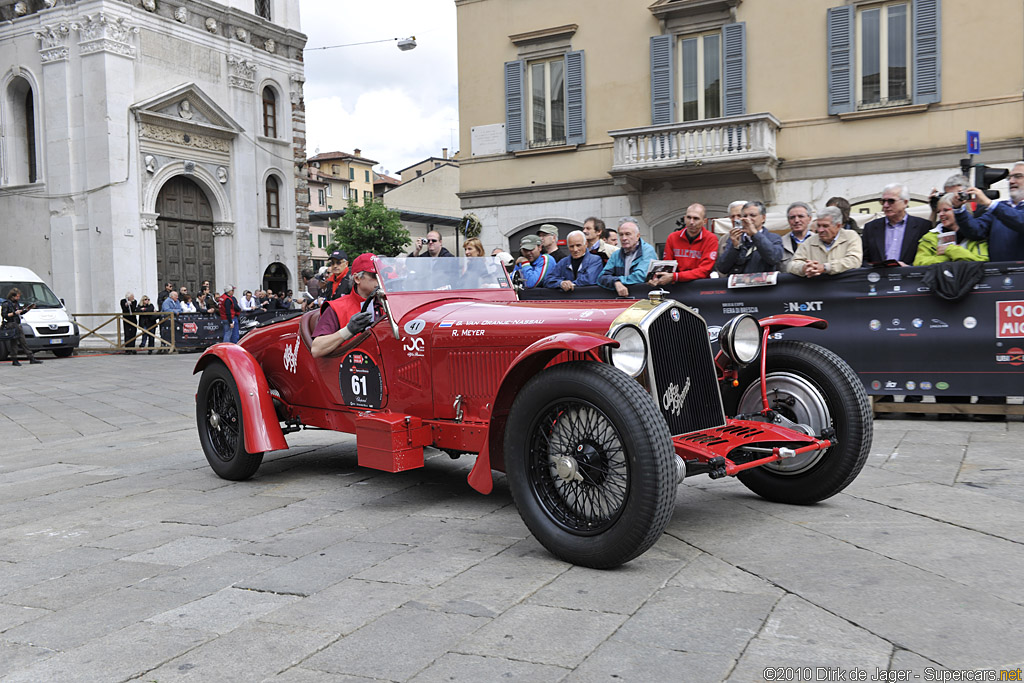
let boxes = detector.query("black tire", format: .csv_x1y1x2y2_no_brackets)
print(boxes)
52,348,73,358
723,340,872,504
196,362,264,480
504,361,677,569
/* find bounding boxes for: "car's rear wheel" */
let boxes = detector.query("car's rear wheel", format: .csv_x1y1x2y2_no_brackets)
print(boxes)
725,340,871,504
504,361,677,568
196,362,263,480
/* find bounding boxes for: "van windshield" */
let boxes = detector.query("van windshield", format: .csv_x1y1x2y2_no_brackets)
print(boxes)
1,282,63,308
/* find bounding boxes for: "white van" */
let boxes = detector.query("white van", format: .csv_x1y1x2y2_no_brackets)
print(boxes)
0,265,80,357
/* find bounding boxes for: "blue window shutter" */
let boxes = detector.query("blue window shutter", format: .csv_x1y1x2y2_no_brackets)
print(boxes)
912,0,941,104
505,60,526,152
650,35,674,125
721,22,746,116
565,50,586,145
827,5,855,114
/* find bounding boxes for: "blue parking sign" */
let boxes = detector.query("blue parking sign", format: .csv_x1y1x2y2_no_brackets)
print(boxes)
967,131,980,155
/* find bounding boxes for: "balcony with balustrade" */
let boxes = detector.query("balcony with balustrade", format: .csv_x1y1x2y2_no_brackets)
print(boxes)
608,113,782,196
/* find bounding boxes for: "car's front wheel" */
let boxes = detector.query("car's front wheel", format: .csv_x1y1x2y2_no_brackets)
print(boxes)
196,362,264,480
52,348,74,358
726,340,872,504
504,361,677,569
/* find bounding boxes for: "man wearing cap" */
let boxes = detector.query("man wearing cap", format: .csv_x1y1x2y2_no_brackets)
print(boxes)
513,235,554,288
311,253,379,358
537,224,568,262
218,285,240,343
323,250,352,301
411,230,454,258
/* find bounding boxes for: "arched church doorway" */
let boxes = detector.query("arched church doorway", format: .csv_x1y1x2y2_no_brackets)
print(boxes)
263,262,290,294
156,176,215,291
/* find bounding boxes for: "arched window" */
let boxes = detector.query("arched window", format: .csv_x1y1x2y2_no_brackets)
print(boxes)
266,176,280,228
4,76,39,185
262,87,277,138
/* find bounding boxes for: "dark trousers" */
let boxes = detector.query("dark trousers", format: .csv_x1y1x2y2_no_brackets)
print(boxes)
124,317,138,348
1,326,36,361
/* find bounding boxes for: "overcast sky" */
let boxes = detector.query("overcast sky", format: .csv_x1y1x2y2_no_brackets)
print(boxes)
299,0,459,176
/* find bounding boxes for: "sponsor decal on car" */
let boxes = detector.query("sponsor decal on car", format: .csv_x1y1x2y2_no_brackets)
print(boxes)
283,336,299,373
438,320,454,328
404,319,426,336
402,336,426,357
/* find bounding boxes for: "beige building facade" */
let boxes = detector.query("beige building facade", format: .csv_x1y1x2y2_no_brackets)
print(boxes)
455,0,1024,251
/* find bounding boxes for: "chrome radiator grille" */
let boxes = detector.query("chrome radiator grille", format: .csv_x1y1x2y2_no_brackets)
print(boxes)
646,306,726,436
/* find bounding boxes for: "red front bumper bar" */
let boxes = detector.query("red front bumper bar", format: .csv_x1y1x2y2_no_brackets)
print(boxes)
672,418,833,477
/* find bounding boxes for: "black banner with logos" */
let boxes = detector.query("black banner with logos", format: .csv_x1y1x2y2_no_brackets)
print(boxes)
157,310,298,349
520,262,1024,396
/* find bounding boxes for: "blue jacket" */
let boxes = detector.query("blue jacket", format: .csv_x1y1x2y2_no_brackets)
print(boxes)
715,228,784,273
161,297,183,313
955,200,1024,262
544,250,603,288
598,239,658,290
514,253,555,288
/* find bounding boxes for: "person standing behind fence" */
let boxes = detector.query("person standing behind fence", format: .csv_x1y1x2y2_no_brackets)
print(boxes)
120,292,138,354
137,296,156,353
218,285,240,343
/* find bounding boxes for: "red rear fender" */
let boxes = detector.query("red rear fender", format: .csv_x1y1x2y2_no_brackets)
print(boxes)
194,344,288,454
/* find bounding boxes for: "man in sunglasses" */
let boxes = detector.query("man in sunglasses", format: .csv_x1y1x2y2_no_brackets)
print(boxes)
411,230,454,257
861,183,931,266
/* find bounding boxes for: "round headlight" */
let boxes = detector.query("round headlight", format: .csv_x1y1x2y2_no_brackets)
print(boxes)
609,325,647,377
719,314,762,365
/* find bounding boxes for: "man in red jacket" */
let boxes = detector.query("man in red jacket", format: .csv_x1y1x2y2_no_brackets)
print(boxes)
651,203,718,285
311,253,378,358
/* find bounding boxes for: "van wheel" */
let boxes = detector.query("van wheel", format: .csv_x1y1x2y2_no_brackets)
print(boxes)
52,349,74,358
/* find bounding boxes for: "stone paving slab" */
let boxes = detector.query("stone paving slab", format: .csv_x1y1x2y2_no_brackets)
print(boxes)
1,353,1023,681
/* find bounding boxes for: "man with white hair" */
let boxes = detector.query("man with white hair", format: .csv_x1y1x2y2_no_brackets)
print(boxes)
861,182,931,265
952,161,1024,262
544,230,603,291
598,218,658,296
788,207,863,277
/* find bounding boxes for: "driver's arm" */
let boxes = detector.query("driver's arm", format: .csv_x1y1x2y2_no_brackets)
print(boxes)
310,308,372,358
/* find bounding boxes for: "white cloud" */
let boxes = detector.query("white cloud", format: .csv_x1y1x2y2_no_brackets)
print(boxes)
299,0,459,173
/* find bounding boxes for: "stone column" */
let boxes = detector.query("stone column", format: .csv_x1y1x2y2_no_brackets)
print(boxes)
213,222,237,289
140,212,159,297
291,73,311,277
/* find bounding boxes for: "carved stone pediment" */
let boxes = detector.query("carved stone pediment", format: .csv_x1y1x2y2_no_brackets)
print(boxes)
132,83,242,141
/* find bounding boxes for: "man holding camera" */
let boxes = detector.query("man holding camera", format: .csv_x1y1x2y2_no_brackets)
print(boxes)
715,201,784,274
861,183,931,266
952,161,1024,262
411,230,454,258
1,288,42,365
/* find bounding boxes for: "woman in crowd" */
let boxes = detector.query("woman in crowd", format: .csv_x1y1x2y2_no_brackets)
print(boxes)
463,238,485,257
137,295,156,353
914,193,988,265
180,293,197,313
825,196,860,234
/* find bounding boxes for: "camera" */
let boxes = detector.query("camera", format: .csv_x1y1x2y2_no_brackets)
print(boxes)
419,238,426,245
956,189,972,202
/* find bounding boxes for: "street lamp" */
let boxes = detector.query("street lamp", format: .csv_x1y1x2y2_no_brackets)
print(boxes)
307,36,417,53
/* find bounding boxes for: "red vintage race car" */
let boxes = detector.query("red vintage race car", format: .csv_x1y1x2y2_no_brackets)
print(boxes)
194,256,871,568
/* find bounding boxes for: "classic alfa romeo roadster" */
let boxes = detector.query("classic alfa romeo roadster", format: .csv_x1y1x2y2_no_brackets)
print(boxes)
194,256,871,568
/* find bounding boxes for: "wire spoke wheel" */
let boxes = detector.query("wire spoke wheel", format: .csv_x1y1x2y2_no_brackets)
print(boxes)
505,362,677,569
528,399,630,534
196,362,263,480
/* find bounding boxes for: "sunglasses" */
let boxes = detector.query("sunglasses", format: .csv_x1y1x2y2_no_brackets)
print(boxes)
426,238,439,243
879,198,901,205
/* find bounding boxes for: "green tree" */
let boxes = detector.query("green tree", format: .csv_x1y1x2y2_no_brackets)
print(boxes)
328,198,410,258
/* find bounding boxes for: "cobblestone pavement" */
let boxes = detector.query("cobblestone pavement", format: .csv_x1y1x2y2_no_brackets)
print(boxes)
1,353,1022,682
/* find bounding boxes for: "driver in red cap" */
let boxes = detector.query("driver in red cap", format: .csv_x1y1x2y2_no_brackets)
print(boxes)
311,253,378,358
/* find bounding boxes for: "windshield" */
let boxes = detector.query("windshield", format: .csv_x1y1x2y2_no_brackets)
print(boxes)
0,281,63,308
376,256,511,293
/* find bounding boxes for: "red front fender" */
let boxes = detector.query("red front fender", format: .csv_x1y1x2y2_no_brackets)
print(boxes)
194,343,289,454
467,332,618,495
758,313,827,334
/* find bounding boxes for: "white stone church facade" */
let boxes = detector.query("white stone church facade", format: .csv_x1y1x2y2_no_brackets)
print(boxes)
0,0,308,313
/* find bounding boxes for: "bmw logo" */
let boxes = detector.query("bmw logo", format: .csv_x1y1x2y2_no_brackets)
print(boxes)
670,309,680,323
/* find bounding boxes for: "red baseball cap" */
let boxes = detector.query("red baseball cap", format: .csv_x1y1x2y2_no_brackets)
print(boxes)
350,253,377,274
